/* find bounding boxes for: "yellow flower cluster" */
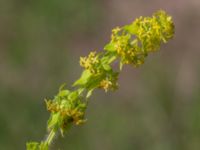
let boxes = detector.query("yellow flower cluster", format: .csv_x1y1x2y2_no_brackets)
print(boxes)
78,50,119,92
99,77,118,92
63,108,86,125
46,100,86,127
111,29,145,66
99,79,112,92
80,51,100,74
106,10,174,67
133,10,174,52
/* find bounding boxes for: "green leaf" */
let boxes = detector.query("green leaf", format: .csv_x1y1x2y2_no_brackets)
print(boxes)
39,142,48,150
59,83,66,91
68,91,79,101
26,142,48,150
26,142,40,150
107,55,117,64
77,102,87,110
58,90,70,97
73,70,92,86
86,89,94,99
102,64,111,71
104,43,116,51
48,113,60,130
123,24,137,34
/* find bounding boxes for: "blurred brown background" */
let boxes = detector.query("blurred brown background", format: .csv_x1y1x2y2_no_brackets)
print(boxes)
0,0,200,150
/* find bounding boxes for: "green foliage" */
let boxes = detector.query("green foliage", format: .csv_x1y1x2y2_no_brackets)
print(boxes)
26,142,48,150
26,10,174,150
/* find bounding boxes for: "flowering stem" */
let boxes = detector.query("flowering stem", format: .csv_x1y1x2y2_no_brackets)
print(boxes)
26,10,174,150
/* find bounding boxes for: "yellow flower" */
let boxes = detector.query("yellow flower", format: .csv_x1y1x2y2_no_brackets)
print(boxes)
79,51,100,74
99,79,113,92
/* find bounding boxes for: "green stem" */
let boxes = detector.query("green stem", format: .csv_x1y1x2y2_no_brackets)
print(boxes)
45,129,56,146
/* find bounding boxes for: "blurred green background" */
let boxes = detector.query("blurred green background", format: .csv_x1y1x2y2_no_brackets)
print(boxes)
0,0,200,150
